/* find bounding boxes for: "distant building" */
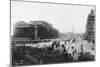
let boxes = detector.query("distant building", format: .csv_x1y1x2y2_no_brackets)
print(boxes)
85,9,95,43
12,20,59,43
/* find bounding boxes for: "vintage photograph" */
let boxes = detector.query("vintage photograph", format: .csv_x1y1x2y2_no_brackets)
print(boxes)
11,0,95,66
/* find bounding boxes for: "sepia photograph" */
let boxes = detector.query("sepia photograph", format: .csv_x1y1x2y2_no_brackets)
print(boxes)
11,0,96,67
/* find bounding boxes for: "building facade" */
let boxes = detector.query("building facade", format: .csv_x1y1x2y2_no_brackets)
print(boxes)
12,20,59,44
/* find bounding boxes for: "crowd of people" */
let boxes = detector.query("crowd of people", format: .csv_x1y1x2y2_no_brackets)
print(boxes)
13,38,95,64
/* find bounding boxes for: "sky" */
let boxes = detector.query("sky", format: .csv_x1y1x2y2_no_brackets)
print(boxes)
11,1,94,35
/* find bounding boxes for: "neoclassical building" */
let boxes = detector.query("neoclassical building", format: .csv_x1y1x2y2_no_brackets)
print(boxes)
12,20,59,44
